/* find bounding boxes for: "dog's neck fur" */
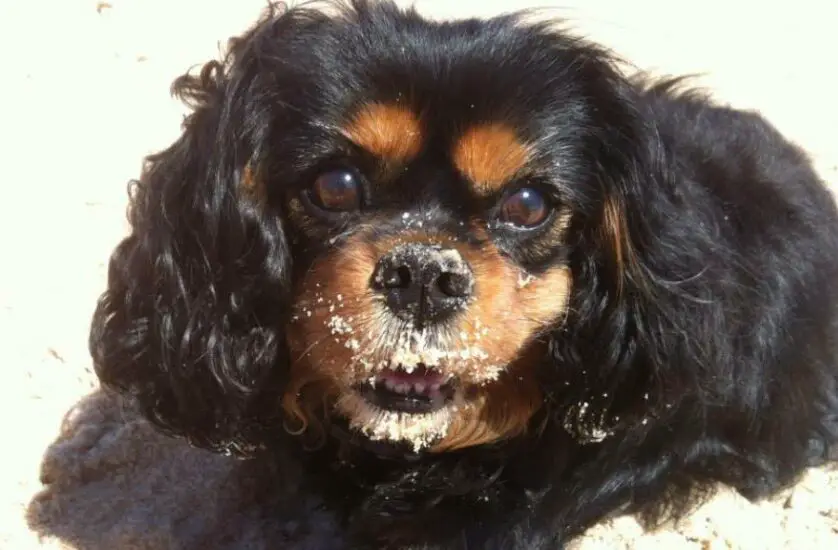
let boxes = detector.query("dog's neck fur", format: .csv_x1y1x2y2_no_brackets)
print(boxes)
285,412,576,548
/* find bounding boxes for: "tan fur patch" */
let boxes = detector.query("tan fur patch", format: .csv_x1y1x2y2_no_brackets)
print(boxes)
452,123,532,195
241,164,255,189
283,228,571,452
341,102,423,163
238,163,266,203
431,347,545,452
603,197,641,295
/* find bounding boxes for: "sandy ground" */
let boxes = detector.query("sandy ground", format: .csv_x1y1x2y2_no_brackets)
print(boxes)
1,0,836,548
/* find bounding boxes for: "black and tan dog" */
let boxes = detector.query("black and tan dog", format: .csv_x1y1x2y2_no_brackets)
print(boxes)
88,1,838,547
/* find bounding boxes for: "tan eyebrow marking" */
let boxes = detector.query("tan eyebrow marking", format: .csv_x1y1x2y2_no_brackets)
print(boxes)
452,123,532,195
341,102,423,162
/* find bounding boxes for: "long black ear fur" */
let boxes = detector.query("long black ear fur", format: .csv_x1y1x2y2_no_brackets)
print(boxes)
89,34,292,455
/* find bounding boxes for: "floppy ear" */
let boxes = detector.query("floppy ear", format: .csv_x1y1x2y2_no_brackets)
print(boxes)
546,72,702,439
89,50,292,455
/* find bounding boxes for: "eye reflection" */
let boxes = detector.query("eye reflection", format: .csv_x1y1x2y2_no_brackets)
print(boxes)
499,187,550,228
310,169,361,212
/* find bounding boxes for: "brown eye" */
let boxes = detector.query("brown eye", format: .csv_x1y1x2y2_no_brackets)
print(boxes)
310,169,361,212
499,187,550,228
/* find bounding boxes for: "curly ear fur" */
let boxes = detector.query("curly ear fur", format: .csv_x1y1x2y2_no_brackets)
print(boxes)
89,11,295,454
538,72,838,536
546,74,739,438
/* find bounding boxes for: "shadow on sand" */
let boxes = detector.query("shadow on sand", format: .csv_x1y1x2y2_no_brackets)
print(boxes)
25,390,342,549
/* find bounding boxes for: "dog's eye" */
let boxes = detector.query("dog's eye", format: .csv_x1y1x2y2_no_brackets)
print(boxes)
499,187,550,228
310,169,361,212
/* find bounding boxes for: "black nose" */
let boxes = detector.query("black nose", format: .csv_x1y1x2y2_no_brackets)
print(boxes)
372,243,475,325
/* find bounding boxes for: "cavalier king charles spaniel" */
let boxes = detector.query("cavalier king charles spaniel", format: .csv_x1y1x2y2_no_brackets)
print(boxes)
89,1,838,547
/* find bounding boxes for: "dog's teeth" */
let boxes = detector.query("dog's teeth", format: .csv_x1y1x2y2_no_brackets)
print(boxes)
384,379,397,391
414,382,426,394
396,383,410,394
430,382,441,392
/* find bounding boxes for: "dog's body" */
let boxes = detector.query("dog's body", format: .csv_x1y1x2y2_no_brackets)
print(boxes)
88,2,838,548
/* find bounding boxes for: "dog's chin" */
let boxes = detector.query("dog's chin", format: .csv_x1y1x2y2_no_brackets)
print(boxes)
337,364,465,452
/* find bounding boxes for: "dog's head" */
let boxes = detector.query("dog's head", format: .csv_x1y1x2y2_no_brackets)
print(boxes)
91,0,667,456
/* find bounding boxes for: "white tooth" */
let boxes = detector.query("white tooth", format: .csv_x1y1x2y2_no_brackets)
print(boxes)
384,379,397,391
430,383,441,392
414,382,426,393
396,383,410,394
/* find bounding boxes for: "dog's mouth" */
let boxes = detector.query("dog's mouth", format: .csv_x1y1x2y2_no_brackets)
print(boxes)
355,364,456,414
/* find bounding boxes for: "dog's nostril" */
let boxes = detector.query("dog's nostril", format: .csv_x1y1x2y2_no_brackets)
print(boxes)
383,265,412,289
436,271,472,298
397,266,413,288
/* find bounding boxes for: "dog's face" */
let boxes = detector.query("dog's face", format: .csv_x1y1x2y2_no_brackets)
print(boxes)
281,101,574,451
259,7,608,453
92,1,655,457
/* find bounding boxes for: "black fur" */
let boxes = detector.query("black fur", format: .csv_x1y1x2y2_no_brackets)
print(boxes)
89,1,838,548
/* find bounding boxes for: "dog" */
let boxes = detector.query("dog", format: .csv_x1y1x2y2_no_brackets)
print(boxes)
88,1,838,547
